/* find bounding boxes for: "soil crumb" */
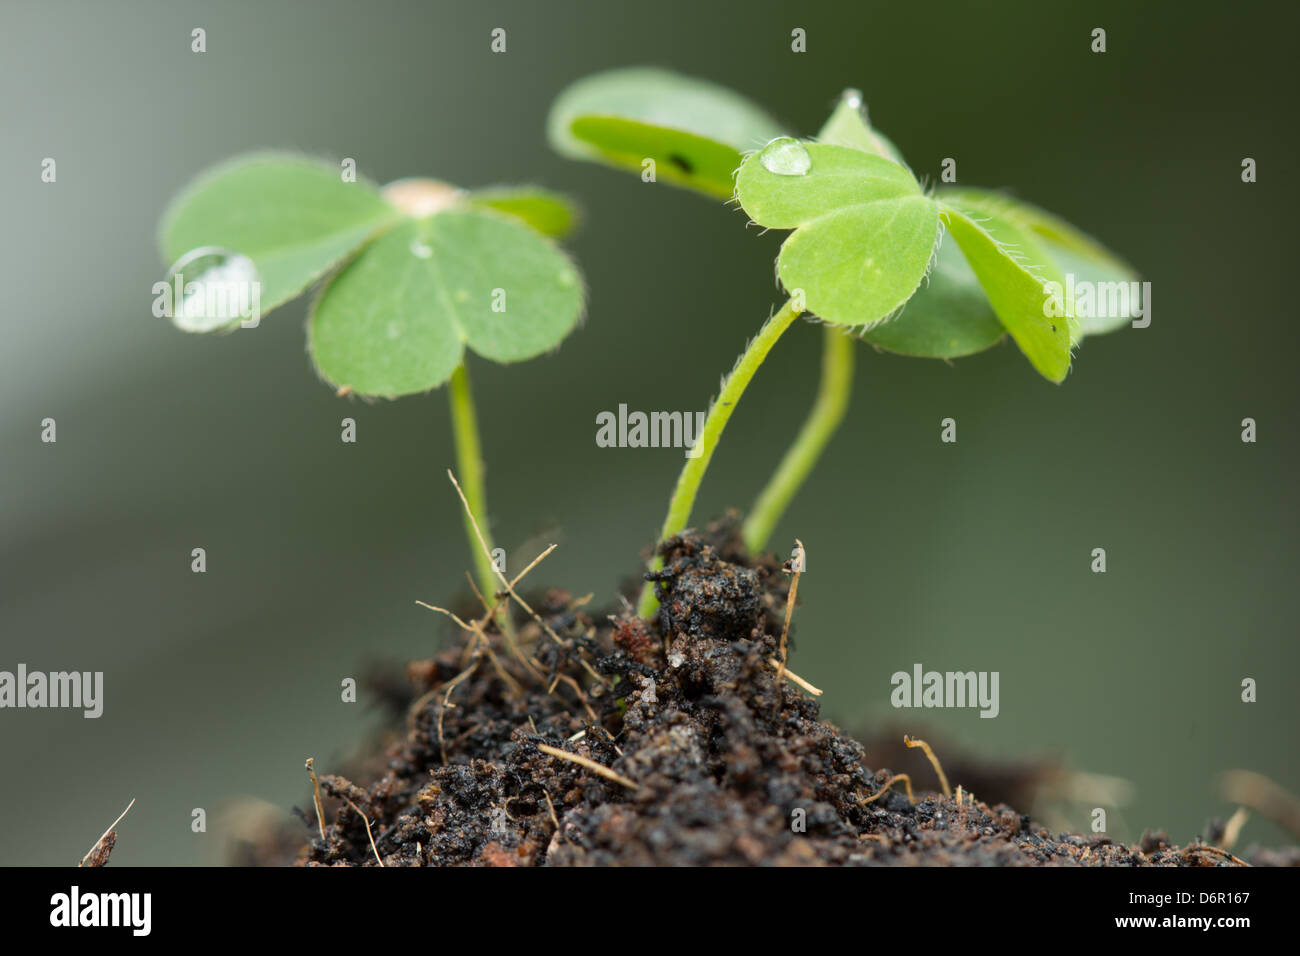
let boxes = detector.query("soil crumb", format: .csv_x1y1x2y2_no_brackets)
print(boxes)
293,519,1272,867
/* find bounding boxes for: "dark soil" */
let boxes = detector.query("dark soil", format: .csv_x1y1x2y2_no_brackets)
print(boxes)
285,518,1286,867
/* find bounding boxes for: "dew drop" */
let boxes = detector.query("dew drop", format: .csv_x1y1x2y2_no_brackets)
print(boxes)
758,138,811,177
163,247,260,333
841,87,864,110
410,240,432,259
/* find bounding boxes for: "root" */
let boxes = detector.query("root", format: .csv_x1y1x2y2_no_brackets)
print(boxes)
862,773,914,805
436,660,480,765
1220,806,1250,851
304,759,327,841
776,539,803,683
339,795,383,867
448,470,566,647
536,743,641,792
904,734,951,798
768,657,823,696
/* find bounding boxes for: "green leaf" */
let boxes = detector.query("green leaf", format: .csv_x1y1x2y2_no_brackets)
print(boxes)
956,190,1141,339
309,209,584,398
860,236,1004,358
815,90,908,167
736,140,919,227
159,152,399,318
939,192,1071,383
736,140,939,325
548,67,785,198
468,186,579,239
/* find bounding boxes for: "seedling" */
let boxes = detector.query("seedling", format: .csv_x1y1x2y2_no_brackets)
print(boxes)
156,153,585,614
550,68,1141,616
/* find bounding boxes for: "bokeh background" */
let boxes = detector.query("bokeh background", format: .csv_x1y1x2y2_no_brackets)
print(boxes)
2,0,1296,865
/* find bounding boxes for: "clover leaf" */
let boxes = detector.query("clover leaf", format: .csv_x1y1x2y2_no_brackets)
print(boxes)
814,89,909,168
548,67,785,198
158,153,586,620
793,96,1003,361
936,191,1072,382
943,188,1143,339
158,154,584,398
309,210,583,398
861,237,1004,359
467,186,579,239
735,139,940,327
735,138,1084,382
159,152,400,318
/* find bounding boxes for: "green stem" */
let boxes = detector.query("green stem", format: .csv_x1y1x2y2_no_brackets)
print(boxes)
741,324,855,553
448,361,504,616
636,299,802,618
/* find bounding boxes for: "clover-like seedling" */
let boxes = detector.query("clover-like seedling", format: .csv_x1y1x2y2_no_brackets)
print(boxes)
157,153,585,608
550,69,1140,616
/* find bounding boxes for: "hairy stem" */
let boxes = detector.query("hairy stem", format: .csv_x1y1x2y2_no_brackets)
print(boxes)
636,299,801,618
741,324,855,553
448,362,503,614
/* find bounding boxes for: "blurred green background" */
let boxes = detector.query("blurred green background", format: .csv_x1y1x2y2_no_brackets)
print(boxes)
2,0,1296,865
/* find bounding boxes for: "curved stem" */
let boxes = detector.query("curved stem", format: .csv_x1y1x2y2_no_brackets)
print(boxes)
637,299,801,618
448,361,501,611
742,324,855,553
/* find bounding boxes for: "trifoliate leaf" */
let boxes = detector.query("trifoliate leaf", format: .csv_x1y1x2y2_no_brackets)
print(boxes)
861,235,1004,358
815,90,908,167
946,189,1141,338
736,140,918,225
468,186,579,239
548,67,785,198
807,94,1000,356
736,140,939,326
309,210,583,398
939,192,1071,383
159,153,398,319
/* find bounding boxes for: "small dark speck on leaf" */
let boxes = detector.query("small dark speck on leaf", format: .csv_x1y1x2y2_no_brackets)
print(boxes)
667,153,694,174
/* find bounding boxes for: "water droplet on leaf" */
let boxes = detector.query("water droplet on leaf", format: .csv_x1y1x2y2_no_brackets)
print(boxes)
758,138,811,177
163,247,260,333
410,240,432,259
